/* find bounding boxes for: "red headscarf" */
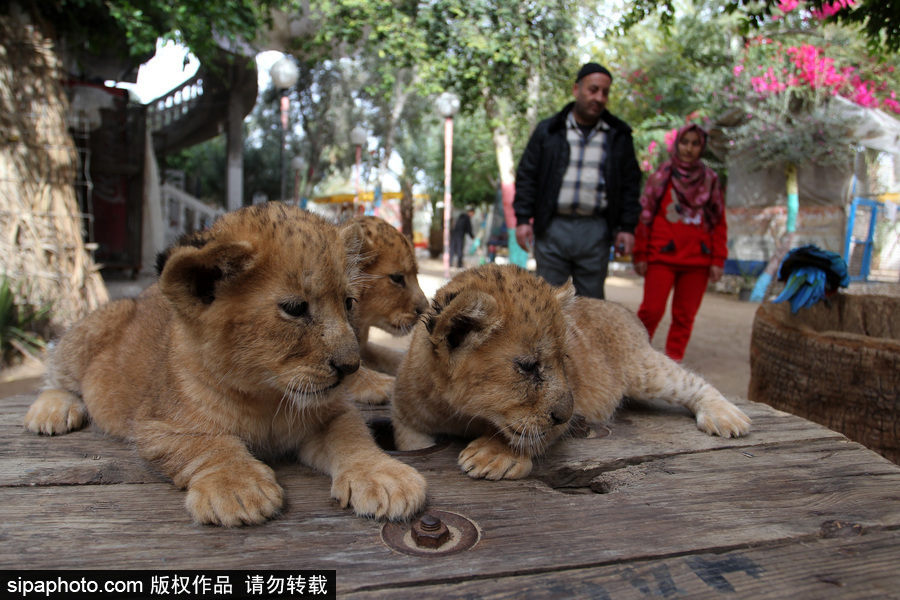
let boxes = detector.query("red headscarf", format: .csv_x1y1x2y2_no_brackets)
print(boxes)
639,123,724,232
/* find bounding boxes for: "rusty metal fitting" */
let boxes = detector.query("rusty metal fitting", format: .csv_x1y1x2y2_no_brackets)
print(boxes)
411,514,451,549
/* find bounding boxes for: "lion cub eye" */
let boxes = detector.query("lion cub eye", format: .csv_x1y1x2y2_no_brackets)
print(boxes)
514,357,540,375
279,300,310,319
389,273,406,288
345,297,357,313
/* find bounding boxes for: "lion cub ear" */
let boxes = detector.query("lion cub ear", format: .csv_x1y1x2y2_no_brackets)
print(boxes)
158,240,256,315
339,220,366,271
344,220,378,270
556,280,576,311
427,289,500,355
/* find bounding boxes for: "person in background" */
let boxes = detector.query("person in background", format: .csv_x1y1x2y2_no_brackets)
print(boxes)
513,62,642,298
450,207,475,269
633,123,727,362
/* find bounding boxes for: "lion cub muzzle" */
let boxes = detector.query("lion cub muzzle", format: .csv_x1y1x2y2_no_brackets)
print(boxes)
551,390,575,427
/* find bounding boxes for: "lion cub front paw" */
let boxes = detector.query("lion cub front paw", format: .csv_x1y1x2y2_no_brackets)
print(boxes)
696,400,752,438
331,457,426,520
459,435,533,480
24,390,87,435
185,460,284,527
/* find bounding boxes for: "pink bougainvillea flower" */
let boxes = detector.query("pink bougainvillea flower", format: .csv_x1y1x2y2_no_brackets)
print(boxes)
812,0,856,20
777,0,800,13
883,92,900,114
664,128,678,153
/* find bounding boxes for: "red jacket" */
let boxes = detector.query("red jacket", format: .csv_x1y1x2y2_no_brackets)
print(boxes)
633,181,727,268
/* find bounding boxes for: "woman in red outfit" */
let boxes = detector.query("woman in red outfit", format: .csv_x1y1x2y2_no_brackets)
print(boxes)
633,123,727,362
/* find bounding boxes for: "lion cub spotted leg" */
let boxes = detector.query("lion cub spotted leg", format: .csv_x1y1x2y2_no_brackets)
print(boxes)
392,419,437,452
629,350,751,438
301,408,426,520
344,366,394,405
24,389,88,436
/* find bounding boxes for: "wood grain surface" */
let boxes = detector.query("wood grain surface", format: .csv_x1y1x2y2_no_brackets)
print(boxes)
2,392,899,599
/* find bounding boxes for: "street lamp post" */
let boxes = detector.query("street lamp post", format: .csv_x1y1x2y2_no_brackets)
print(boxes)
270,56,299,202
349,125,368,209
436,92,460,280
291,156,307,208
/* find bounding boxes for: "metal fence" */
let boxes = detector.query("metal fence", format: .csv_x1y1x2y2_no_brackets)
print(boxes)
845,195,900,283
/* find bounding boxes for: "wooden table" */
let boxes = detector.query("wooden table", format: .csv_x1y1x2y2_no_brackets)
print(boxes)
2,390,899,599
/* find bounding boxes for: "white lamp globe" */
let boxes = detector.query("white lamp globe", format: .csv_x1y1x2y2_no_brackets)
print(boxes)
349,125,368,147
436,92,460,118
270,56,299,90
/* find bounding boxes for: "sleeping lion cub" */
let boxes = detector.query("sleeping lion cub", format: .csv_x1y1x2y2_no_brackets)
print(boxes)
391,264,751,480
24,203,426,526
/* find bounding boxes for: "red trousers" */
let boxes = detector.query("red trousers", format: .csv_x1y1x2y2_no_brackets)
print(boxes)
637,263,710,363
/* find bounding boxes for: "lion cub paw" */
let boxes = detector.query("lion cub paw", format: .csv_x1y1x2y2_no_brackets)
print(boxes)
459,435,533,480
185,460,284,527
331,457,426,520
346,367,394,405
24,390,87,435
695,400,752,438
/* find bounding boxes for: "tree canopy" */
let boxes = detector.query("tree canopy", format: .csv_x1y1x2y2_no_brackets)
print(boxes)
618,0,900,55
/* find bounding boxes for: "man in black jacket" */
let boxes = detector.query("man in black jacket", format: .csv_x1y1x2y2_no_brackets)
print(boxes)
513,62,642,298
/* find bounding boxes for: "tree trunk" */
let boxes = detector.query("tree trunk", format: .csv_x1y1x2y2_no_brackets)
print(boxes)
376,69,419,220
0,12,108,332
485,93,526,267
749,163,799,302
399,177,414,242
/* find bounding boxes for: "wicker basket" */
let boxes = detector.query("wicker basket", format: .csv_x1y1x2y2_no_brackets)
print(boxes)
749,294,900,464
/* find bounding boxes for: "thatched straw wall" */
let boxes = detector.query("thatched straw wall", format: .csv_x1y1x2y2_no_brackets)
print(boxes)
0,12,108,331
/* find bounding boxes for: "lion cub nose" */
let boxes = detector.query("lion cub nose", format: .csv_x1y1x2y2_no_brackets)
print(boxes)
550,409,571,426
330,358,360,382
551,393,575,426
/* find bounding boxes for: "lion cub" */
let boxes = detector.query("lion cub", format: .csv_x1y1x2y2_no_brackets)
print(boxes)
25,203,426,526
341,216,429,404
349,215,428,375
391,264,751,480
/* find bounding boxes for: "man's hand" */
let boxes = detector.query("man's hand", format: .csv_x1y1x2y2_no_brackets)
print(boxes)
515,224,534,251
634,261,648,277
614,232,635,257
709,265,724,283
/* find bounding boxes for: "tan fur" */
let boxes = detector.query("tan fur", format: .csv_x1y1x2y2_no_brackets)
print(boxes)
340,216,428,405
24,203,426,526
350,216,428,373
391,264,751,480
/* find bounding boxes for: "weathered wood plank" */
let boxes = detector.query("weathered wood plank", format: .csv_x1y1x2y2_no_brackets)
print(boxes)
3,390,899,597
344,529,900,599
2,437,898,590
0,393,845,487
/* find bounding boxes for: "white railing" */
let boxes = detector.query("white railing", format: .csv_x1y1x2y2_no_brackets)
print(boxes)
147,75,205,132
161,182,225,247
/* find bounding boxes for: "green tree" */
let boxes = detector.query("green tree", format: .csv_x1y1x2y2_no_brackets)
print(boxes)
618,0,900,55
29,0,280,68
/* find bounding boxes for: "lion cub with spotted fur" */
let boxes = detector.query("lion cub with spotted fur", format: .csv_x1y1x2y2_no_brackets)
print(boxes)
391,264,751,480
350,216,428,375
25,203,426,526
341,216,429,405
